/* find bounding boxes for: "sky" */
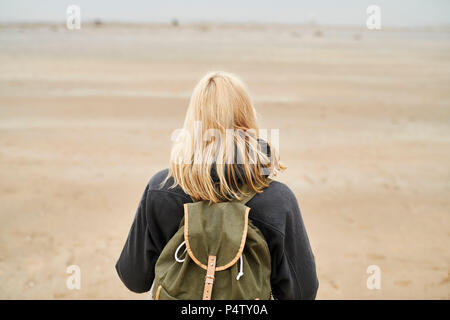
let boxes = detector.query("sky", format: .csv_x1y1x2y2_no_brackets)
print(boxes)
0,0,449,27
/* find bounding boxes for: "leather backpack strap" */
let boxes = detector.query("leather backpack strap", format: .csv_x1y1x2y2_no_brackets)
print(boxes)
236,178,273,205
202,255,217,300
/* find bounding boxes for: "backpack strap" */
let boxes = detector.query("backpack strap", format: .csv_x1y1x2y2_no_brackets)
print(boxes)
235,188,256,205
202,255,217,300
234,178,273,205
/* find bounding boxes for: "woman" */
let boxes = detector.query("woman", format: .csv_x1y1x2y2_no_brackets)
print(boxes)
116,71,319,299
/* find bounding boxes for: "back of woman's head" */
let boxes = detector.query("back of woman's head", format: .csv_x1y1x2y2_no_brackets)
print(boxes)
166,71,285,203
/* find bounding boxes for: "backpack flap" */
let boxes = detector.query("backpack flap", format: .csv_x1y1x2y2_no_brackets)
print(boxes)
183,201,249,271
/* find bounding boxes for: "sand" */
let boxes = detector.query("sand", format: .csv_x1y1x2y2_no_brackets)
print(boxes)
0,23,449,299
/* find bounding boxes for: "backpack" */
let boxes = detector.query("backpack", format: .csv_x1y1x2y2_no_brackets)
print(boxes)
151,185,272,300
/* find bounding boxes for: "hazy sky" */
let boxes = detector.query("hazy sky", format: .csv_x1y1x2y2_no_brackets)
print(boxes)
1,0,449,26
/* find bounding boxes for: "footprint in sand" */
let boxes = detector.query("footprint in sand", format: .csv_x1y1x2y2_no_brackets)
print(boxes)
438,272,450,285
329,280,339,289
394,280,411,287
367,253,385,260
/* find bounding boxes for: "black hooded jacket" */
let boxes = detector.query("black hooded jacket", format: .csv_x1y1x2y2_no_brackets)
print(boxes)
115,169,319,300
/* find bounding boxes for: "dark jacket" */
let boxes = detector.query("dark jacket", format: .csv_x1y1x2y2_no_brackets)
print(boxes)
115,169,319,300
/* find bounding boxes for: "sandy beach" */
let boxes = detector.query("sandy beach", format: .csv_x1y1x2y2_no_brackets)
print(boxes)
0,23,449,299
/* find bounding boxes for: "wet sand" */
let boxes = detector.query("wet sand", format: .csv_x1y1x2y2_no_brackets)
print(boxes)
0,23,449,299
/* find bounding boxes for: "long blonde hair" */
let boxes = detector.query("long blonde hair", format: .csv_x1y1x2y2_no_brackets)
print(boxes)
165,71,285,203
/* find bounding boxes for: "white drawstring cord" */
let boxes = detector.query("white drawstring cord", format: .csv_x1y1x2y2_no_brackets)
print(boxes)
176,241,244,281
236,255,244,280
174,241,187,263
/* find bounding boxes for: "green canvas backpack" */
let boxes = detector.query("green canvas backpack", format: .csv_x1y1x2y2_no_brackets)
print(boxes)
151,186,272,300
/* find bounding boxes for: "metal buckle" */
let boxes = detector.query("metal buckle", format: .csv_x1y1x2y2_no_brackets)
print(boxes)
205,274,215,284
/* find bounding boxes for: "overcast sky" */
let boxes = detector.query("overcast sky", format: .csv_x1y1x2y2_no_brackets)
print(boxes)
1,0,449,26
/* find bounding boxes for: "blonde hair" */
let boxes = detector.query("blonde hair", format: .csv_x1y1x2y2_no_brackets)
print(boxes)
165,71,285,203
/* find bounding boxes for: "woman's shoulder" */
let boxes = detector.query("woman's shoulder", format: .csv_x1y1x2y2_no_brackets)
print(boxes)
258,179,298,203
148,168,170,190
146,168,192,200
247,180,301,235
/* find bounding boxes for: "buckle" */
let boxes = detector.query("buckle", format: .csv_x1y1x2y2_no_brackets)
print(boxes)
205,274,215,284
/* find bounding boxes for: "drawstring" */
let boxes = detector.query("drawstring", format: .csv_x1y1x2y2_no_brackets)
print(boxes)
176,241,244,281
175,241,187,263
236,255,244,280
